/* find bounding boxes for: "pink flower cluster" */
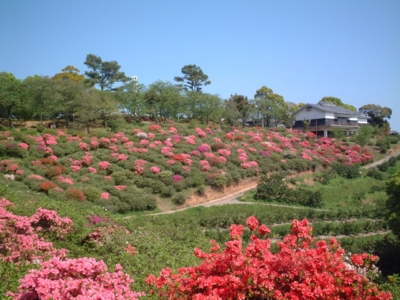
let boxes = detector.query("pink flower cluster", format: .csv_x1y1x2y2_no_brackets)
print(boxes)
200,160,211,172
18,142,29,150
134,159,147,175
185,135,197,145
9,258,145,300
150,166,161,173
57,175,74,185
99,161,111,170
217,149,231,157
0,198,71,264
43,134,57,145
195,127,207,138
114,185,128,191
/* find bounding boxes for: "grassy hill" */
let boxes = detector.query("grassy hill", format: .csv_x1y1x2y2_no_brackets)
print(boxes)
1,122,400,298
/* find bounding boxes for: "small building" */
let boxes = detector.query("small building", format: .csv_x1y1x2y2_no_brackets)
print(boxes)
293,101,369,137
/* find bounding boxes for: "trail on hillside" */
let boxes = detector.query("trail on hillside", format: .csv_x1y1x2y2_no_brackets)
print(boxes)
361,150,400,169
131,150,400,217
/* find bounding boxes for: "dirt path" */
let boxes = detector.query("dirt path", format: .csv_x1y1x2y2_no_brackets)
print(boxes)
145,150,400,216
361,150,400,169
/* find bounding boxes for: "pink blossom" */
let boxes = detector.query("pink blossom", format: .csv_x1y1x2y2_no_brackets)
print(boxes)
70,165,81,172
98,161,111,170
150,166,161,173
57,175,74,185
28,174,44,180
114,185,128,190
101,192,110,200
18,142,29,150
88,167,97,174
79,142,88,151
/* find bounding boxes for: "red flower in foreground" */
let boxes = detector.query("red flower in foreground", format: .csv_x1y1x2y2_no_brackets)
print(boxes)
147,216,392,300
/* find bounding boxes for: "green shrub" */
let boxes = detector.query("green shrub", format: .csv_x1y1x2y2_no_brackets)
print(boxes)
369,185,385,193
83,186,102,202
112,172,128,185
332,162,361,179
125,193,157,211
287,158,309,172
352,190,366,201
36,125,45,133
172,193,186,205
366,168,386,180
314,170,336,184
161,185,175,198
196,185,206,196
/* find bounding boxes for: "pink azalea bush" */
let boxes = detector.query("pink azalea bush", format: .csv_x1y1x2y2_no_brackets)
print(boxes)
150,166,161,173
98,161,111,170
0,198,71,264
8,258,145,300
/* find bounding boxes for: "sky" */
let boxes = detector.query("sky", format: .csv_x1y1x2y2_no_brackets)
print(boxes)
1,0,399,130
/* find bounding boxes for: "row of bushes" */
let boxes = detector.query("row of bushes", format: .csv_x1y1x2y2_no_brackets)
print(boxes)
254,172,324,207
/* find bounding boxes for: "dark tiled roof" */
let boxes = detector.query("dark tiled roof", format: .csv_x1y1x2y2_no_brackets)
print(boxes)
305,102,367,117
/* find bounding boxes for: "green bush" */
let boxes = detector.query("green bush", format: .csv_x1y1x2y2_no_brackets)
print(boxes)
332,162,361,179
314,170,336,184
83,186,102,202
366,168,386,180
172,193,186,205
128,194,157,211
36,125,45,133
161,185,175,198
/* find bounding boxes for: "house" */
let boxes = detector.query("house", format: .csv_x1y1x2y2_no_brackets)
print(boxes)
293,101,369,137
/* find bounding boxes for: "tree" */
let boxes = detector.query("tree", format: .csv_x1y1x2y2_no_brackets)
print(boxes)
195,93,224,124
355,125,374,147
174,65,211,92
0,72,23,128
359,104,392,127
320,96,357,111
386,170,400,238
77,89,117,133
116,80,147,123
52,65,85,82
225,94,254,127
24,76,59,125
143,81,184,123
53,79,86,127
84,54,130,91
254,86,289,127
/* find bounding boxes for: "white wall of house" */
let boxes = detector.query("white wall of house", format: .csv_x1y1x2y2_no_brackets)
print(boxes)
295,109,326,121
325,113,335,119
358,117,368,124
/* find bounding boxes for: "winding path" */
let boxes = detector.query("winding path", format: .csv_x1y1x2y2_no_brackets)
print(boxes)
149,150,400,216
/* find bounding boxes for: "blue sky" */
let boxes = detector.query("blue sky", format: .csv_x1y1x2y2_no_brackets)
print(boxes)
1,0,399,130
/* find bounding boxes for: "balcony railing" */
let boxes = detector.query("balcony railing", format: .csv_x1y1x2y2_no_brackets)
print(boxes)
329,120,359,127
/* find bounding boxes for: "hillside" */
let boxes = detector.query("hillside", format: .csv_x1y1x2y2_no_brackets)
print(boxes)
1,123,400,299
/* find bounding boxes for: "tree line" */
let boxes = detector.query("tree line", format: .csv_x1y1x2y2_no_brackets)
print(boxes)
0,54,392,132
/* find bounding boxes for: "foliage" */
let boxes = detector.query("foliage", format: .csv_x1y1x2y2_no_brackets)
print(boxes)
52,65,85,82
147,216,391,299
366,168,386,181
174,64,211,92
254,86,289,127
255,173,323,207
0,72,22,128
172,193,186,205
84,54,130,91
386,170,400,238
359,104,392,128
332,162,361,179
320,96,357,111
